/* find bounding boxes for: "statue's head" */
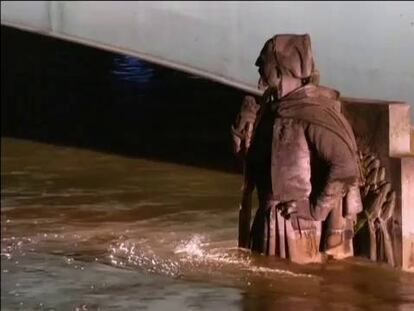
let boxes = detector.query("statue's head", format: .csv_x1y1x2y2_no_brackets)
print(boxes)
255,34,319,98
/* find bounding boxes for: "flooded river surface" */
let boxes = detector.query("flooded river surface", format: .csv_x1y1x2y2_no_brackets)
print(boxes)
1,26,414,310
2,138,414,311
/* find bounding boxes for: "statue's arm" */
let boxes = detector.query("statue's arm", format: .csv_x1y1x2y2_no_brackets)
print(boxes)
299,123,359,221
231,96,261,156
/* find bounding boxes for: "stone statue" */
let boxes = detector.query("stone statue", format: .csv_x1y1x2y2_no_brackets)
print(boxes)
231,34,364,263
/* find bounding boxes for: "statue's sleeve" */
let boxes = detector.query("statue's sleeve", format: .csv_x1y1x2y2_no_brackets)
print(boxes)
299,122,359,221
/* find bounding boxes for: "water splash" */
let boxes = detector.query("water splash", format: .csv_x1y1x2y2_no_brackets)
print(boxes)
174,235,252,269
108,240,181,278
174,234,206,257
249,266,315,278
173,236,313,278
108,234,315,280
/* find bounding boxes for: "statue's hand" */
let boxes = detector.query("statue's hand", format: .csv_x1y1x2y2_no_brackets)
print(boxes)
364,181,391,221
361,153,394,222
231,96,260,155
277,201,297,219
231,127,243,155
359,151,396,266
379,190,395,223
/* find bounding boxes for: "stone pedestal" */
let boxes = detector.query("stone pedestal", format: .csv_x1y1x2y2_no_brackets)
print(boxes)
341,98,413,271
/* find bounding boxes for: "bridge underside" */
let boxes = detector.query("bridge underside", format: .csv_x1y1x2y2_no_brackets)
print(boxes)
2,1,414,115
1,1,261,95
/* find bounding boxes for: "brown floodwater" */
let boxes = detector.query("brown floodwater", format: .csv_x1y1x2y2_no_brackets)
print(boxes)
2,137,414,311
1,26,414,311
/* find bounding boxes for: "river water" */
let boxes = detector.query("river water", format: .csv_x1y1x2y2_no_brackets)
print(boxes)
1,27,414,311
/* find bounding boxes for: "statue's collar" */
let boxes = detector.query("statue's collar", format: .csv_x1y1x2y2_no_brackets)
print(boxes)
282,84,340,101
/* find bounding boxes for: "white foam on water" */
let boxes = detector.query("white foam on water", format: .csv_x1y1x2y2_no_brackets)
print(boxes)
108,240,181,277
174,234,206,257
248,266,314,278
108,234,315,280
173,235,315,279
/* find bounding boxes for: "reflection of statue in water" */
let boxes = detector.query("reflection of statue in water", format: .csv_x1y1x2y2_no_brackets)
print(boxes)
231,34,364,263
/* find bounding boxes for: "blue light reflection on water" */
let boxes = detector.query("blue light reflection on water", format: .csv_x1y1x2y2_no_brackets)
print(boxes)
111,55,156,84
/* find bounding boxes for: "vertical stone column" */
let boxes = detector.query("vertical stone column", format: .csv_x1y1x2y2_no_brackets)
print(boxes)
341,98,413,271
401,157,414,271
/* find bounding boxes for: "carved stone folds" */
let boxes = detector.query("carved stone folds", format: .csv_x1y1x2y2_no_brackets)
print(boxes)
341,98,414,271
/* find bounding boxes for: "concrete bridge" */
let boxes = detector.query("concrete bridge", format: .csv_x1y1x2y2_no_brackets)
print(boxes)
2,1,413,271
2,1,414,120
